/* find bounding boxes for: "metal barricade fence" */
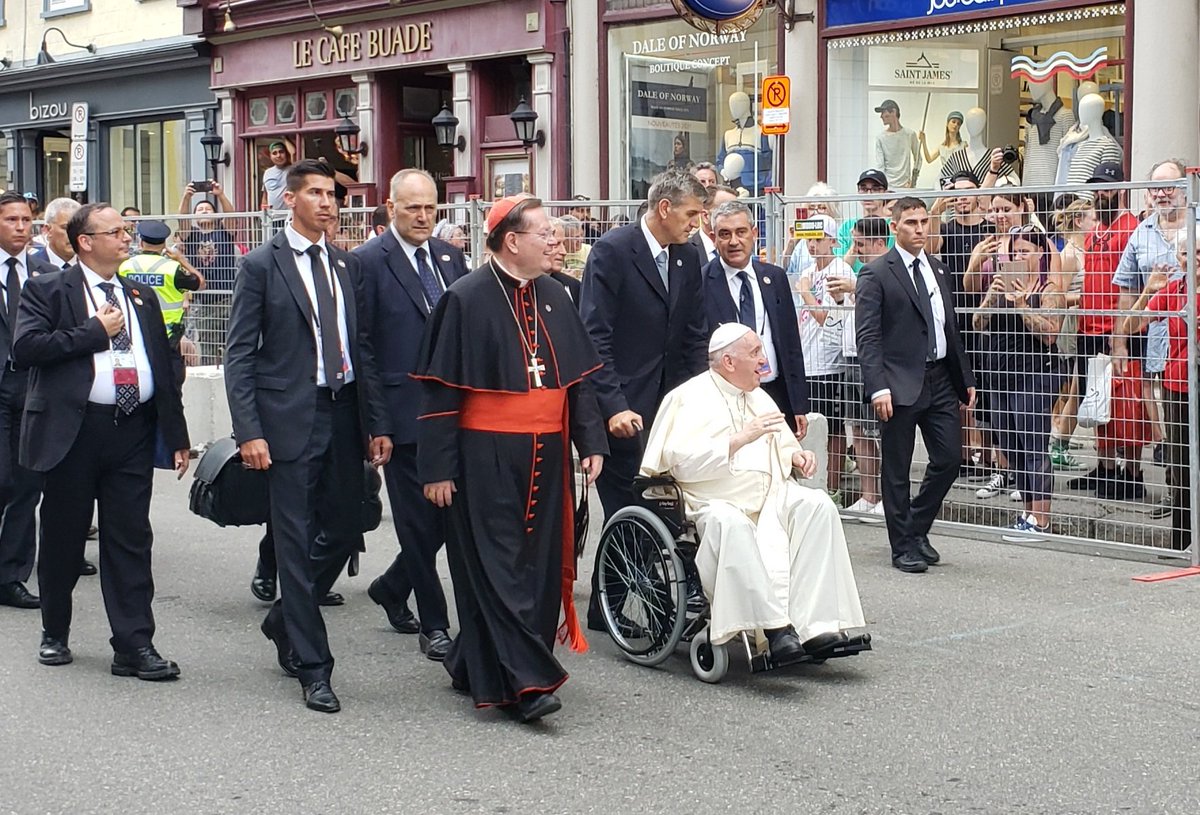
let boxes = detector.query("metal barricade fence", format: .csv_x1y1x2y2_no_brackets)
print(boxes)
771,177,1198,564
74,181,1195,563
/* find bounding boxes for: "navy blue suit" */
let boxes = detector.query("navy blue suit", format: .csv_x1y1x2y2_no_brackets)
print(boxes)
355,229,467,634
0,252,55,588
703,257,809,421
580,222,708,517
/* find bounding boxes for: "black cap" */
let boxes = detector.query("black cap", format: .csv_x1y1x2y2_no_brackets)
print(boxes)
138,220,171,244
874,99,900,114
857,169,889,190
946,170,980,187
1088,161,1124,184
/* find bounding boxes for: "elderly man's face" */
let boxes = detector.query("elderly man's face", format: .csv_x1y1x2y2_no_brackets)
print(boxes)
549,224,567,273
717,333,767,392
713,211,757,269
505,206,559,276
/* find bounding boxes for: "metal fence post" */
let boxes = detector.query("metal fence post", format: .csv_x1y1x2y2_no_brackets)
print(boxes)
469,197,485,267
1187,169,1199,566
762,189,782,266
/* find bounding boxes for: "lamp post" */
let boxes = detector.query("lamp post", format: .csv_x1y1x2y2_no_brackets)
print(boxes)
432,104,465,152
509,97,544,150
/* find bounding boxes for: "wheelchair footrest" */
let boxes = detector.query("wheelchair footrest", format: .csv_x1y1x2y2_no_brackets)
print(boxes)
748,632,872,673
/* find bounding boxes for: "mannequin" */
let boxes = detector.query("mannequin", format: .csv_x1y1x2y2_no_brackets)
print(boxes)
1057,93,1122,186
940,107,1017,185
1022,79,1071,185
720,153,749,196
716,91,773,194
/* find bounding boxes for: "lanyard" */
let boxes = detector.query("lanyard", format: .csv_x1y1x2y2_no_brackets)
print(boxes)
83,278,134,320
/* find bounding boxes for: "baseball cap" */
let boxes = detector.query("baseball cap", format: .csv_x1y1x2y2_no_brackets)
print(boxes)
486,193,535,233
857,169,889,190
22,191,38,202
1088,161,1124,184
810,214,838,239
138,220,171,244
874,99,900,114
947,110,964,122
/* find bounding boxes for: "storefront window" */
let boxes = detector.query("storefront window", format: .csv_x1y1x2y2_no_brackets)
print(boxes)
608,9,778,198
108,118,187,213
825,3,1125,193
0,134,9,190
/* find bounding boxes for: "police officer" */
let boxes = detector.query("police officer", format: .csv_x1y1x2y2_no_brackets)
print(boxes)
117,220,204,384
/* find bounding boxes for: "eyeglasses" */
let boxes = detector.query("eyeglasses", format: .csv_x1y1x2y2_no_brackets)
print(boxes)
514,230,558,242
83,227,133,238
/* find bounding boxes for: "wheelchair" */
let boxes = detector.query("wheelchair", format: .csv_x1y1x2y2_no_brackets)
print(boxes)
593,476,871,683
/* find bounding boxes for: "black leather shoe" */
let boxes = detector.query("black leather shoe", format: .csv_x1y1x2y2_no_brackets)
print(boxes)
303,680,341,713
915,537,941,565
80,559,97,576
892,552,929,573
38,633,73,666
250,561,276,602
764,626,805,664
318,591,344,607
419,629,452,662
111,645,181,681
260,618,298,678
367,577,419,634
517,691,562,723
0,581,40,609
685,569,709,615
802,631,847,656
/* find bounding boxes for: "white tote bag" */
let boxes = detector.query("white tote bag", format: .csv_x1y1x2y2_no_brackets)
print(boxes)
1077,353,1113,428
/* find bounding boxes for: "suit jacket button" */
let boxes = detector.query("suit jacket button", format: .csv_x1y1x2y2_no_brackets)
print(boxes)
310,375,316,383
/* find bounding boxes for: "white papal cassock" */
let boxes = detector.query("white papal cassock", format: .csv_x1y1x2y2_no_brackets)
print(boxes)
639,371,866,645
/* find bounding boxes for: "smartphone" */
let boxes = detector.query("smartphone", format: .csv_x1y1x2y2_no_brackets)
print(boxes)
191,180,213,193
996,260,1027,285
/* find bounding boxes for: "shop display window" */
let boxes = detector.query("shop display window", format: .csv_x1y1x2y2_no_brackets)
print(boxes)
824,3,1125,194
608,9,778,199
107,118,186,213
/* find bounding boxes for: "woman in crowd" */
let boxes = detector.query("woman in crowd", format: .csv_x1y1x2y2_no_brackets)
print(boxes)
1047,199,1097,469
972,225,1065,538
433,219,471,266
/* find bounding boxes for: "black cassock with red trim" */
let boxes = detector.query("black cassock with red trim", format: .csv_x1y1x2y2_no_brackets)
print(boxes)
413,260,608,709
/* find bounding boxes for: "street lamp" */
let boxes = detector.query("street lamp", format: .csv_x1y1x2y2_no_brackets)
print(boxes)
335,116,368,157
36,27,96,65
431,104,465,152
200,130,229,182
509,97,544,149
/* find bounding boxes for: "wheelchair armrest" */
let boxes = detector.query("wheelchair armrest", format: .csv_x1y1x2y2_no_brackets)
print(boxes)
632,475,678,491
631,475,689,537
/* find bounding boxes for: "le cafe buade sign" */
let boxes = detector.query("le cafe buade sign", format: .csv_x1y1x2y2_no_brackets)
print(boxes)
293,21,433,68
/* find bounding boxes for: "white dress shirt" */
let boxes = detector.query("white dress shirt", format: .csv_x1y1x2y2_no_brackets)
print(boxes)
391,225,448,306
284,225,355,388
640,215,668,287
721,261,779,384
0,248,31,317
43,247,72,271
870,247,948,401
80,263,155,405
698,229,718,263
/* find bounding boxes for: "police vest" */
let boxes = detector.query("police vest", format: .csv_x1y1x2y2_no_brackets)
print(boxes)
118,253,186,331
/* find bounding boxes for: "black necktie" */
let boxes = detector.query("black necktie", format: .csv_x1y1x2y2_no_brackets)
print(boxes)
4,257,19,328
305,245,344,391
97,282,140,415
414,247,443,309
736,271,756,330
909,257,937,361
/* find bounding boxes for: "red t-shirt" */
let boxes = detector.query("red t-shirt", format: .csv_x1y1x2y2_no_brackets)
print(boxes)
1080,212,1140,335
1146,278,1196,393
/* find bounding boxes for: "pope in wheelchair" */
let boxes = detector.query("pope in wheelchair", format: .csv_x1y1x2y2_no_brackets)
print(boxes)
594,323,869,680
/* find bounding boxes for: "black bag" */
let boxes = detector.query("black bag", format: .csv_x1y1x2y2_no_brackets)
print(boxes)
189,437,385,533
188,437,269,527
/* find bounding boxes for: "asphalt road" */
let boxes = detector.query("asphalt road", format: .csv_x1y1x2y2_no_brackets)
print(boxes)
2,472,1198,815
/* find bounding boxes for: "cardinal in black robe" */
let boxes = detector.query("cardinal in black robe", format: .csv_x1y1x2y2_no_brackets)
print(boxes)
414,196,608,723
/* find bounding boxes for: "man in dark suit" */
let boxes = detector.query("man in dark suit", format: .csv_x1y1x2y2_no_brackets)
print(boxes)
0,192,54,610
855,197,976,573
703,199,810,436
688,185,737,267
13,203,191,677
225,159,392,713
354,168,465,662
580,169,709,628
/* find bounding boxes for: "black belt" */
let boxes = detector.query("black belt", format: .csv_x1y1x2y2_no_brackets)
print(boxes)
317,380,357,401
85,401,149,417
925,357,946,370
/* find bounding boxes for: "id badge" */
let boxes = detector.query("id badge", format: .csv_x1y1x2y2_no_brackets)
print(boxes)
111,350,138,386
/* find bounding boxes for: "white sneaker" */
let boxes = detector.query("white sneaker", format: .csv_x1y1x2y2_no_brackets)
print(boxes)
842,497,879,521
976,472,1006,498
863,500,886,524
1009,489,1023,502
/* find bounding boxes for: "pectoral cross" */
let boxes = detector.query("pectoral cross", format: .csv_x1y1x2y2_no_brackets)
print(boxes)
528,355,546,389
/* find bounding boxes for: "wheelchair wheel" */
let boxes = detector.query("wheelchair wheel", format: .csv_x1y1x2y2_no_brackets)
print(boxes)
595,506,688,667
689,625,728,684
